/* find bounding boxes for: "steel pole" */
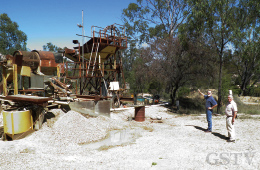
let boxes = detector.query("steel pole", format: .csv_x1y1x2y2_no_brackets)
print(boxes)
81,10,84,94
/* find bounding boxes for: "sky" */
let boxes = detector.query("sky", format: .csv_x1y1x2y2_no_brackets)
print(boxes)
0,0,136,51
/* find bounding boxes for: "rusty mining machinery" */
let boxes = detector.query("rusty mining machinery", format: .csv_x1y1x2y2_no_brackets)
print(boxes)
0,24,133,140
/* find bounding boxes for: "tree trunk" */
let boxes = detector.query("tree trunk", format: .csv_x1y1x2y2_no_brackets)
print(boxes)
217,54,223,114
171,86,178,106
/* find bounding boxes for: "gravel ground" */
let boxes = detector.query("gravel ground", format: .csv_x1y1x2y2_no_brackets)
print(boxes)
0,105,259,169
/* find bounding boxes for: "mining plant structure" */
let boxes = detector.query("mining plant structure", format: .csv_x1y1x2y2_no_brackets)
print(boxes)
0,23,133,140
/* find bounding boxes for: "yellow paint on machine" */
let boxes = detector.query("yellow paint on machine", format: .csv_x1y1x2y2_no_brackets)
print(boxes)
3,110,33,137
19,66,31,77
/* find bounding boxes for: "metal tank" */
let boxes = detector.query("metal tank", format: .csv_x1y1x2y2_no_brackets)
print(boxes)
13,50,63,75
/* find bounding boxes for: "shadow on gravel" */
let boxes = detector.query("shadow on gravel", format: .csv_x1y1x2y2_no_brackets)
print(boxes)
186,125,227,140
185,125,207,132
211,132,227,140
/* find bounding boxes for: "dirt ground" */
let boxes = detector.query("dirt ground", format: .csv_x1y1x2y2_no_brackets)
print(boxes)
0,104,259,169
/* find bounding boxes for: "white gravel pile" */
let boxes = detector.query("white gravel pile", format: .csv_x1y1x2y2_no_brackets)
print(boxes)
48,109,131,145
51,110,107,144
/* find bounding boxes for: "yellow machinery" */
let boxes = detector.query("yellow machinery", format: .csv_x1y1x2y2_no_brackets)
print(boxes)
2,110,33,140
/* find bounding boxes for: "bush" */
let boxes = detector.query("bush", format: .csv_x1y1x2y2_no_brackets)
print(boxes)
178,96,205,114
247,109,260,115
232,95,260,114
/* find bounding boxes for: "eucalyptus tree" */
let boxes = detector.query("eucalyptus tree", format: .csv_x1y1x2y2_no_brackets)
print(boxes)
141,37,217,103
232,29,260,96
122,0,195,103
122,0,191,42
231,0,260,95
122,0,192,76
0,13,27,55
184,0,254,113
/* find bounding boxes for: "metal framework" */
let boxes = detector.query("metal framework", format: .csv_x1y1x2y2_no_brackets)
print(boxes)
0,24,131,140
63,23,127,97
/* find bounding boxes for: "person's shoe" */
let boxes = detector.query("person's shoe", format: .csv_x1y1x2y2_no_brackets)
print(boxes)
205,130,212,133
227,139,235,142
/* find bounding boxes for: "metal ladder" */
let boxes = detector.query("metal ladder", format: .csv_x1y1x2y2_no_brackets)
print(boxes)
86,42,99,77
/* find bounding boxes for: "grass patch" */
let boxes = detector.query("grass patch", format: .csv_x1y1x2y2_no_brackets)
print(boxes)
165,94,260,116
234,96,260,115
98,145,116,151
238,115,260,120
142,126,154,132
20,148,35,154
152,162,157,166
246,109,260,115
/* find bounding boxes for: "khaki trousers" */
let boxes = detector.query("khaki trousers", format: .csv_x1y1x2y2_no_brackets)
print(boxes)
226,117,235,140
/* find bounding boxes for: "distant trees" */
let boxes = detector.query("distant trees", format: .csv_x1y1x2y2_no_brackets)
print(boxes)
141,37,217,103
43,42,63,52
122,0,216,103
123,0,260,108
232,29,260,96
184,0,260,112
122,0,191,43
229,0,260,96
122,0,192,98
0,13,27,55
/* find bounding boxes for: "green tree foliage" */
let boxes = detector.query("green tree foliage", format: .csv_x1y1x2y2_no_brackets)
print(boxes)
232,29,260,95
122,0,191,43
122,0,194,102
0,13,27,55
184,0,256,113
228,0,260,96
138,37,217,103
129,50,150,93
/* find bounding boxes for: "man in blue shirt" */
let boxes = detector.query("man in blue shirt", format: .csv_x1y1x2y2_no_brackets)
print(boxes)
198,89,218,133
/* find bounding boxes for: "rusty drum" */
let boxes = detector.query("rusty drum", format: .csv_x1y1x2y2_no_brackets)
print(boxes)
135,106,145,122
13,51,40,71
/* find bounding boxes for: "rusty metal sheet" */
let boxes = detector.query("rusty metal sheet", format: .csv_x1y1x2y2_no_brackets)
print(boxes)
13,51,40,71
40,67,56,75
59,63,65,73
65,48,76,54
13,55,23,66
40,60,57,67
5,95,51,104
135,106,145,122
36,51,55,60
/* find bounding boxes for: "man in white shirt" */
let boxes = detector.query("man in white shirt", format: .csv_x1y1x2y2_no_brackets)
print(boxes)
225,95,238,142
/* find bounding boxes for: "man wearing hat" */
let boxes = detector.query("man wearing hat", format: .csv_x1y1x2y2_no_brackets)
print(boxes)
225,95,238,142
